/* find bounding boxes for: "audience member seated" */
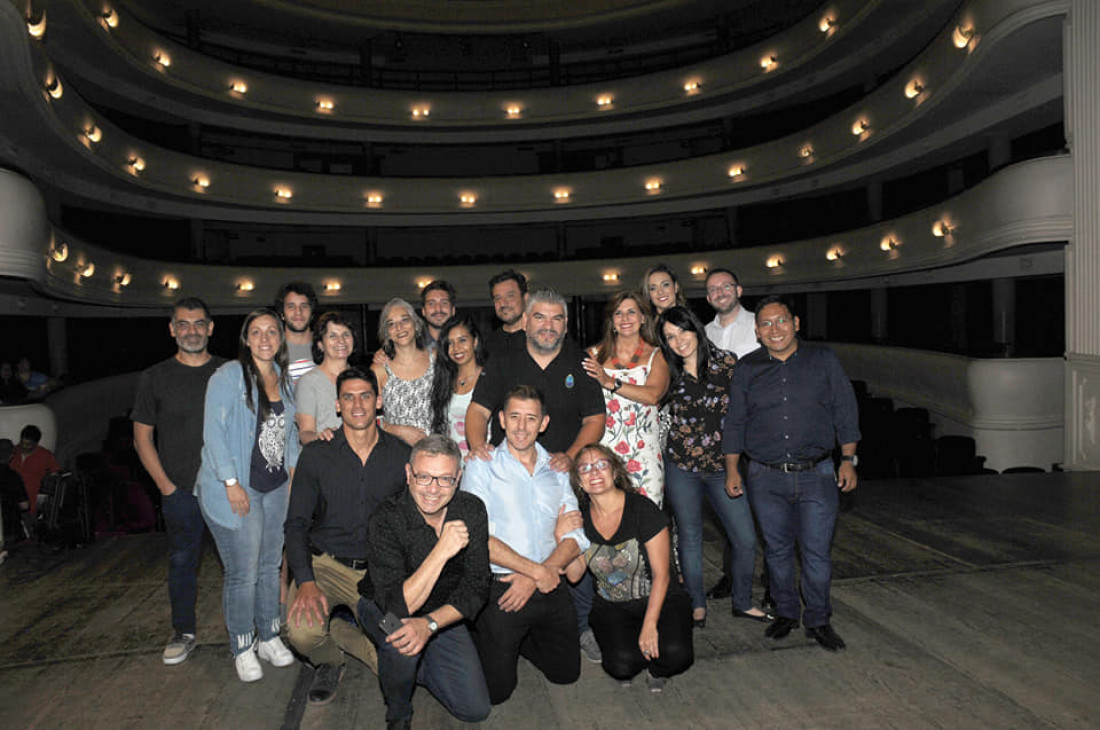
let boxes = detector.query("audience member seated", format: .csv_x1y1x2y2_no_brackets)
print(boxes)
15,357,52,400
9,424,60,516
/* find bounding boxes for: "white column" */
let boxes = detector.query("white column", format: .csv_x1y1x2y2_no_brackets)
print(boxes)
1065,0,1100,470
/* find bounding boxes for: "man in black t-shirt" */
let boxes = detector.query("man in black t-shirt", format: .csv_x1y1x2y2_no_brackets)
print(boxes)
132,297,224,666
482,269,528,359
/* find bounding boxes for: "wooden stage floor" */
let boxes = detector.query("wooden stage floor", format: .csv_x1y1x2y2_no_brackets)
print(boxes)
2,471,1098,729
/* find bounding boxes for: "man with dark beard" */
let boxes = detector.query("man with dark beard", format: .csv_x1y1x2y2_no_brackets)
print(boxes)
275,281,318,383
482,270,527,358
419,280,456,351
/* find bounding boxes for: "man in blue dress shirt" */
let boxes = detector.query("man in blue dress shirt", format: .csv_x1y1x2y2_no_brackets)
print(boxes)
462,385,590,704
723,295,861,652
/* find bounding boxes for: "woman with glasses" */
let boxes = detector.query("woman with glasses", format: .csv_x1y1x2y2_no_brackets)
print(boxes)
372,299,434,446
429,315,487,457
561,445,693,692
196,308,300,682
657,306,771,628
582,292,669,505
295,311,358,445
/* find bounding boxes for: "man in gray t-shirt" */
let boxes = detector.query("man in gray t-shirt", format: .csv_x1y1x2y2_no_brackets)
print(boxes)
132,297,224,666
276,281,318,382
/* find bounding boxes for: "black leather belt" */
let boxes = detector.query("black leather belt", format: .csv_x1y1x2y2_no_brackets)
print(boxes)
311,545,368,571
759,454,830,473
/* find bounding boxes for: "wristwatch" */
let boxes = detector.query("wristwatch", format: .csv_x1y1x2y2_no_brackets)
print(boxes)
225,478,239,487
840,455,859,467
610,378,623,393
426,615,439,634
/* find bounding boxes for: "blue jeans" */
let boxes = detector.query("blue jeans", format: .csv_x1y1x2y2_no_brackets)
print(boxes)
359,599,491,724
162,489,206,635
746,459,838,628
202,483,288,656
664,461,758,612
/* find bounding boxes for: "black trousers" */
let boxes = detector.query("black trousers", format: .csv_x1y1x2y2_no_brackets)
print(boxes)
588,590,694,680
473,579,580,704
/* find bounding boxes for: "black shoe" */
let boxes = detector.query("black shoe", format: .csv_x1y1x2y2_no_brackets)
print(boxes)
308,663,346,705
386,718,412,730
805,624,847,652
764,616,800,640
761,591,776,614
733,607,775,623
692,610,707,629
706,574,733,599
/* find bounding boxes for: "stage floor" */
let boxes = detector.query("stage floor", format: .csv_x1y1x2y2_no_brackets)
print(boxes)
2,472,1098,729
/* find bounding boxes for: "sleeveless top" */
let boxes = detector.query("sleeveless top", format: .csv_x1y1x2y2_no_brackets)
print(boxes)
382,353,435,434
447,389,473,456
599,348,664,507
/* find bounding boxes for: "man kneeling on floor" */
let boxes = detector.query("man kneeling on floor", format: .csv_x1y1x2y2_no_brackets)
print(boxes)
359,434,491,730
462,384,590,704
285,367,411,704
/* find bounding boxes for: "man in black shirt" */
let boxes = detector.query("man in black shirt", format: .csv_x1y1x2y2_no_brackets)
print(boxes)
132,297,224,666
358,435,491,729
482,269,528,358
285,367,410,704
723,296,860,652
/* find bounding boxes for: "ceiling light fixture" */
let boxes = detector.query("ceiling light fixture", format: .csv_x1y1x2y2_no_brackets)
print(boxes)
596,95,614,108
237,281,255,292
798,144,813,159
193,174,210,189
84,125,102,143
826,247,845,262
80,262,95,278
230,80,248,94
115,272,132,287
690,265,707,277
553,188,572,202
323,282,341,292
905,79,925,99
128,156,146,173
644,178,663,192
99,8,118,29
932,220,954,237
727,165,747,179
459,193,477,206
819,16,836,33
27,10,46,39
766,255,784,269
50,241,68,263
505,105,522,118
683,80,701,94
851,119,869,136
602,272,620,283
163,277,180,290
365,192,383,207
411,106,430,119
316,99,334,112
45,75,63,100
953,25,975,49
274,186,293,200
760,55,778,71
154,51,171,68
417,278,432,290
880,236,899,251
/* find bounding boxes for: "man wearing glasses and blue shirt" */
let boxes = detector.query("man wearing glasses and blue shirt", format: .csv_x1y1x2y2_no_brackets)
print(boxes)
462,385,591,705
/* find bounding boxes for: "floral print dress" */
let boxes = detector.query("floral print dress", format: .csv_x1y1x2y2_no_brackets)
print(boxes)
600,349,664,506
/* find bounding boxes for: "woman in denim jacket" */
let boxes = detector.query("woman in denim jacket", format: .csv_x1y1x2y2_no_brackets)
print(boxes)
196,308,301,682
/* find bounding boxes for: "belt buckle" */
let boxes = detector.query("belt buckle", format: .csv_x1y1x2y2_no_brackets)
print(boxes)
780,462,793,473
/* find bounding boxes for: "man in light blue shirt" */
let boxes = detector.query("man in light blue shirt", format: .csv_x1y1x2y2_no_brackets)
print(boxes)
463,385,589,705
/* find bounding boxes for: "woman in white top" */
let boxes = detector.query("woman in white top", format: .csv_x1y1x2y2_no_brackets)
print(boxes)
583,292,670,505
294,311,357,444
428,314,486,456
371,298,434,445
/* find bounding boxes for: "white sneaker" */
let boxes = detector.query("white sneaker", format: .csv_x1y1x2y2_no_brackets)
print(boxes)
257,636,295,667
234,649,263,682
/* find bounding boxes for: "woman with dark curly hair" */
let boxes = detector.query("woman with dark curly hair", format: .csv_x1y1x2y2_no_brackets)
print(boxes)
428,314,487,456
657,305,771,628
561,444,692,692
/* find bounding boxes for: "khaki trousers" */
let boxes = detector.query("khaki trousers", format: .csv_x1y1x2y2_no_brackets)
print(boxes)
286,552,377,671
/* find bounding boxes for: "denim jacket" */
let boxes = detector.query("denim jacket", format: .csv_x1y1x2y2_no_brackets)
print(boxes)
195,360,300,529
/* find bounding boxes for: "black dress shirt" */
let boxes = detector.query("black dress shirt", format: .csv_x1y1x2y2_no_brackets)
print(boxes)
471,337,605,454
285,428,411,585
723,341,861,464
361,490,490,622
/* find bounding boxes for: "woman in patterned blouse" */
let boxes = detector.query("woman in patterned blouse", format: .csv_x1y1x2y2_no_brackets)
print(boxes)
657,306,772,628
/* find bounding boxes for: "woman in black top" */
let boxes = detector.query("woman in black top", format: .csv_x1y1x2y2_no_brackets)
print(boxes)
562,444,693,692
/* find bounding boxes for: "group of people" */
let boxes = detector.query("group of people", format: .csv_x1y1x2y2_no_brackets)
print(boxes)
132,264,860,729
0,358,54,404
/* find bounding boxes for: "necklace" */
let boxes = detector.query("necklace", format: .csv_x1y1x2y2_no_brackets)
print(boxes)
609,342,645,371
457,366,482,389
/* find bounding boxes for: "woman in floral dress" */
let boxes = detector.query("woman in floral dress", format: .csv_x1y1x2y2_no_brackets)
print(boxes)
583,292,669,506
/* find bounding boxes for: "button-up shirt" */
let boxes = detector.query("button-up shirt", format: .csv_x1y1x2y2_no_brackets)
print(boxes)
461,442,590,574
705,306,760,359
666,350,739,473
361,489,490,621
722,341,861,464
285,428,411,585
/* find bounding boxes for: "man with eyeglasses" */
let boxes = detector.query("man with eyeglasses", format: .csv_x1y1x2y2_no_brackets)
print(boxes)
723,296,860,652
462,385,590,704
285,367,410,705
358,434,491,729
133,297,225,666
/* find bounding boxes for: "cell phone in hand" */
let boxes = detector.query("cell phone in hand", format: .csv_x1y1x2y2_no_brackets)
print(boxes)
379,612,404,635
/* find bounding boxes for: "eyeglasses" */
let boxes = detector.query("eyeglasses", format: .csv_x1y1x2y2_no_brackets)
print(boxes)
758,316,792,327
412,473,458,488
706,284,736,295
577,459,611,474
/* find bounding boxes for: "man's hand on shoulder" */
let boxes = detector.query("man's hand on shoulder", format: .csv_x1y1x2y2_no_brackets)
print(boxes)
466,443,493,462
288,581,329,628
548,452,572,473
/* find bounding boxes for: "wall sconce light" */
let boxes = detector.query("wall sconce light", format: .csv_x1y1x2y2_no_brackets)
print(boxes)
596,95,614,108
237,280,254,292
163,277,180,290
27,11,46,39
230,80,248,94
84,125,102,143
80,261,95,278
690,265,708,277
766,255,784,269
683,80,701,94
798,144,814,159
819,15,836,33
323,282,341,293
905,79,925,99
880,236,899,251
760,55,778,71
128,156,146,173
154,51,171,68
115,272,131,287
505,105,522,118
417,278,432,290
99,8,119,29
411,106,430,119
50,241,69,263
602,272,620,283
274,186,293,200
553,188,572,202
459,193,477,207
193,174,210,189
45,75,63,100
953,25,975,49
644,178,663,193
316,99,334,112
851,119,869,136
727,165,747,179
826,247,845,262
365,192,383,207
932,220,954,237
